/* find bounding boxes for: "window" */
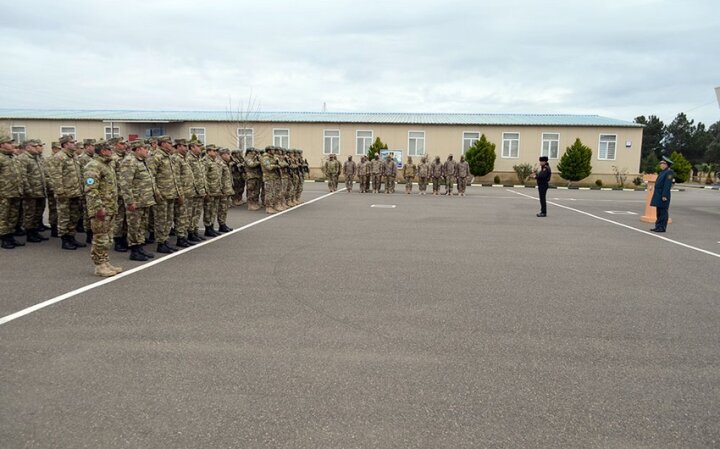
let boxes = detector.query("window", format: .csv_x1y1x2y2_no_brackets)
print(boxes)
145,128,165,137
462,132,480,153
105,127,120,140
356,130,373,155
60,126,76,139
323,129,340,154
502,132,520,158
237,128,254,150
541,133,559,159
598,134,617,160
273,129,289,148
189,127,205,144
11,126,26,143
408,131,425,156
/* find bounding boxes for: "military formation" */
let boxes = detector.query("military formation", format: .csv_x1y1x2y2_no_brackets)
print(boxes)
0,134,309,276
329,153,471,196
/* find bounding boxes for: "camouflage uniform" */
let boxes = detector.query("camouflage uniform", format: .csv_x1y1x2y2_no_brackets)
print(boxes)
324,154,341,192
171,140,192,246
277,149,290,210
186,143,208,241
357,156,369,193
244,148,263,210
417,157,430,194
0,137,25,248
203,147,223,234
370,155,383,193
402,157,416,194
47,137,86,248
456,156,470,196
110,141,129,247
430,157,443,195
84,147,121,276
17,142,48,240
288,151,300,206
217,149,235,231
78,139,97,236
119,148,157,248
149,138,182,252
442,155,458,195
45,143,61,234
297,152,308,202
384,156,397,193
261,147,281,214
230,151,245,206
342,157,357,192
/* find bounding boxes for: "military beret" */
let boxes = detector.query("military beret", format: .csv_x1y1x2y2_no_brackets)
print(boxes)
539,156,549,162
0,135,14,144
157,135,172,144
661,156,673,165
83,138,97,146
59,135,76,145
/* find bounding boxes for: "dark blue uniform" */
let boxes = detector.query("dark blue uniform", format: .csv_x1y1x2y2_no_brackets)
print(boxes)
536,164,551,216
650,167,674,231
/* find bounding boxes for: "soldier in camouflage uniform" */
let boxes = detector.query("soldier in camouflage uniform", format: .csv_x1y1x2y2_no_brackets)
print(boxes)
46,142,61,236
324,153,341,192
286,150,298,207
202,145,223,236
402,156,416,194
430,156,443,195
342,155,356,193
217,148,235,232
456,155,470,196
261,146,281,214
17,140,49,243
119,140,157,261
145,137,159,243
417,156,430,195
272,148,286,211
84,142,122,277
297,150,308,203
357,155,369,193
171,139,194,248
77,138,97,241
370,154,383,193
149,136,182,254
186,140,208,242
243,147,263,211
230,150,246,206
442,154,457,196
47,135,87,250
0,135,25,249
384,154,397,194
108,137,129,251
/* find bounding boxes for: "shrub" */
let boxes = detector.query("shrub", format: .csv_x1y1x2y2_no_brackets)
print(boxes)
667,151,692,183
465,134,496,176
557,138,592,186
367,137,387,161
512,163,534,185
595,179,603,187
493,175,501,185
612,165,628,188
632,176,642,186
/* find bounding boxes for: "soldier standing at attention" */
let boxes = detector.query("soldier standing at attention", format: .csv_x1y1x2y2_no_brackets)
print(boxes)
343,155,357,193
0,135,25,249
430,156,443,195
261,146,281,214
297,150,309,204
530,156,552,217
150,136,182,253
324,153,341,192
287,150,300,206
171,139,194,248
243,147,263,211
442,154,457,196
417,156,430,195
45,142,61,237
84,142,123,277
17,140,49,243
370,154,382,193
456,155,470,196
217,148,235,233
230,150,246,206
402,156,416,194
277,148,290,210
186,140,208,242
650,156,674,232
78,139,97,168
107,137,129,252
356,155,368,193
48,135,87,250
202,145,223,236
384,154,397,194
119,140,157,261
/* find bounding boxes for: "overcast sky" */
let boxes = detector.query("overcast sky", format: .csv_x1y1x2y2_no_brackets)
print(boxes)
1,0,718,126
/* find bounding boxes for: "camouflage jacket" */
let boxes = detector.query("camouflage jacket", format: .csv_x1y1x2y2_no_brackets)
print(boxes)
186,152,207,198
417,162,430,178
343,160,357,176
370,159,383,174
230,156,245,181
17,152,47,198
430,161,443,178
0,152,24,199
442,159,457,178
457,161,470,178
357,160,369,176
119,153,157,208
402,163,416,179
48,148,84,198
172,153,195,198
149,148,180,200
78,152,95,169
84,155,118,217
278,155,289,178
384,160,397,176
261,153,280,180
204,156,223,196
324,159,341,175
244,154,262,180
220,159,235,196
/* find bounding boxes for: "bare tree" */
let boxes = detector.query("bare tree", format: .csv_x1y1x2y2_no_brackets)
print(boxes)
223,93,268,150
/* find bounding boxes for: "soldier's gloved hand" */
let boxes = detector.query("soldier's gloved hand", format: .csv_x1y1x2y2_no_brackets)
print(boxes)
127,202,138,212
95,208,106,221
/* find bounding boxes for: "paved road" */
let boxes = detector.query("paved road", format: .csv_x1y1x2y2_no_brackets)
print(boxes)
1,184,719,448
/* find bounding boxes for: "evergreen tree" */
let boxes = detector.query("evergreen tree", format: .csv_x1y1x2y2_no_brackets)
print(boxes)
640,152,659,174
704,121,720,165
557,138,592,185
664,113,695,157
464,134,496,176
634,115,665,159
668,151,692,183
367,137,387,161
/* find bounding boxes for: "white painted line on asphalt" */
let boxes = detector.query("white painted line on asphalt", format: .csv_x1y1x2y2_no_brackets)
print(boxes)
370,204,397,208
0,190,343,327
605,211,638,215
509,190,720,260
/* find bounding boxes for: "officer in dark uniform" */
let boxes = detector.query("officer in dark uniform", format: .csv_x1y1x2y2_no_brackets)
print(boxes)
532,156,552,217
650,156,674,232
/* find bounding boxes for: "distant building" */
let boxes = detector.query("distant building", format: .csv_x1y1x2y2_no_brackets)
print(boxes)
0,109,643,183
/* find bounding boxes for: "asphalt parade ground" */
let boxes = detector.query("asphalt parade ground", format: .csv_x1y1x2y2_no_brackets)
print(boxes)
1,183,719,448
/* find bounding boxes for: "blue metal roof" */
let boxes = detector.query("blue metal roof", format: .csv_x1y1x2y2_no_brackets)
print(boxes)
0,109,641,127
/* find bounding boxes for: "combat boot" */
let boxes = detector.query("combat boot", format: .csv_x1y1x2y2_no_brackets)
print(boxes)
187,232,202,242
94,263,116,277
138,245,155,258
85,230,93,244
61,235,77,250
266,206,277,214
69,235,86,248
26,230,43,243
1,235,16,249
14,227,26,237
175,237,191,248
146,231,155,244
50,225,59,238
106,262,123,274
35,228,49,240
113,237,127,252
218,224,233,233
248,202,261,211
156,242,174,254
204,226,220,237
9,235,25,246
129,246,149,261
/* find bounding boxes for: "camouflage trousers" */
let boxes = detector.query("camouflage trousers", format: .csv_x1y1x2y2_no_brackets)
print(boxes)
457,177,467,194
291,174,299,199
246,178,261,205
23,197,46,231
47,189,57,225
385,176,396,193
0,197,22,235
172,197,187,239
187,196,204,233
57,196,83,236
263,179,279,208
445,177,454,194
418,176,429,192
280,176,289,201
372,174,382,192
217,196,231,226
126,206,150,246
432,177,441,193
345,175,354,192
260,181,265,206
284,176,293,200
203,196,221,227
327,174,339,191
296,176,304,200
232,179,245,204
90,215,115,265
81,198,90,231
405,176,414,193
153,198,175,244
359,175,370,192
113,199,127,238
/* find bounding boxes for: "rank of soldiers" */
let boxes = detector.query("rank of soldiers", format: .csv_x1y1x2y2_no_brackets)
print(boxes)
0,134,309,278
